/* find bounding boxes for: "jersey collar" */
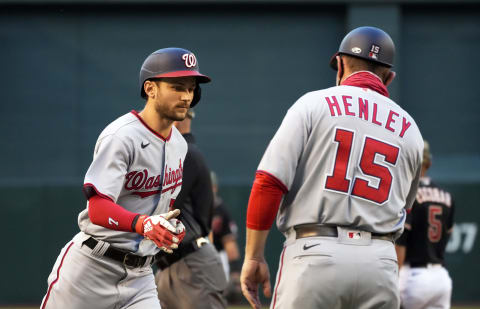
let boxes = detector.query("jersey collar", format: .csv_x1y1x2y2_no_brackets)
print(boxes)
130,110,172,142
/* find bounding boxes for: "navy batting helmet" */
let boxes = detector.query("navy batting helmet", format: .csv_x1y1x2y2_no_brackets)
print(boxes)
139,47,211,107
330,26,395,70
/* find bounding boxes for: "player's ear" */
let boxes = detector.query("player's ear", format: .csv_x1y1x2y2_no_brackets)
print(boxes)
384,71,396,86
144,80,157,99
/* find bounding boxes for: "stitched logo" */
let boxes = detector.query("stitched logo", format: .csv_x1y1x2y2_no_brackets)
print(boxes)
141,142,150,149
182,53,197,68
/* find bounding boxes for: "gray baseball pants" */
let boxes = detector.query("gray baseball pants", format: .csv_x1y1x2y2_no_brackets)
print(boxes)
41,232,160,309
270,227,400,309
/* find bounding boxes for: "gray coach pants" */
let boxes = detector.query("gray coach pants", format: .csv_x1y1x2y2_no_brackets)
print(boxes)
155,242,228,309
270,227,400,309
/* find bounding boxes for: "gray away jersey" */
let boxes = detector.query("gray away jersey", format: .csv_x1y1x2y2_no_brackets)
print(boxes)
258,85,423,237
78,111,188,256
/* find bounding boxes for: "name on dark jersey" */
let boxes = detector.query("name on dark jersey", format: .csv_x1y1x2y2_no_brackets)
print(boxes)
325,95,411,138
416,187,452,207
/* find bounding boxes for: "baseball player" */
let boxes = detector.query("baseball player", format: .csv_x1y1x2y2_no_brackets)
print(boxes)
240,26,424,309
155,108,228,309
40,47,210,309
395,140,455,309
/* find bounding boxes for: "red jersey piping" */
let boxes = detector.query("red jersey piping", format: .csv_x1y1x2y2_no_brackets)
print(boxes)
130,110,172,142
41,241,74,309
272,246,286,309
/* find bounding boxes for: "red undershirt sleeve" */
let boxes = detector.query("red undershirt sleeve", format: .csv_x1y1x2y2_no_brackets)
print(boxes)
246,171,288,230
88,195,140,232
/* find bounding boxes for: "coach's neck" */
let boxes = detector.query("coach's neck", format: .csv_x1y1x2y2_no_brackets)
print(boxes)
335,55,396,87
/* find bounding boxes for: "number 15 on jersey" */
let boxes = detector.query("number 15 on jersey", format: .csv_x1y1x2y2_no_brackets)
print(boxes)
325,128,400,205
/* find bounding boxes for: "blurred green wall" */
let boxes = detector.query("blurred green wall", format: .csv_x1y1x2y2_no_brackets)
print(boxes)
0,1,479,305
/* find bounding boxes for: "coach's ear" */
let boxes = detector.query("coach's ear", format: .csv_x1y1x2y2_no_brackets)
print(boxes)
384,71,396,87
336,56,344,86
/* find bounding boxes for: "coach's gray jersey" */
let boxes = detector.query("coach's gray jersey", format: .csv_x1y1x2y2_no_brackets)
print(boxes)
78,111,187,256
258,85,423,237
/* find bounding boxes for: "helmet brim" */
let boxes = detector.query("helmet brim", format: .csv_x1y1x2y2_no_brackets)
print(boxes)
328,52,393,71
152,70,211,83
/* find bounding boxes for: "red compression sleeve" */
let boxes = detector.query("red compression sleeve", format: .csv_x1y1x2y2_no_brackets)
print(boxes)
246,171,288,230
88,195,140,232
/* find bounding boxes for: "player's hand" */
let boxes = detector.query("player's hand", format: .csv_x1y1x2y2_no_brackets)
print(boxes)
168,216,186,245
240,258,271,309
135,209,184,253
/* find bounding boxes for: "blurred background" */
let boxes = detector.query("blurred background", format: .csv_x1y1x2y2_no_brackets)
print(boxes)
1,0,479,307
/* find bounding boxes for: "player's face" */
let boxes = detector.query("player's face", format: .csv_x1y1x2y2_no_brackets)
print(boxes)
154,77,196,121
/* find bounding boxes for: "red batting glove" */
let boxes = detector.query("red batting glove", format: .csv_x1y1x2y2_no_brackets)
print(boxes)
135,210,182,253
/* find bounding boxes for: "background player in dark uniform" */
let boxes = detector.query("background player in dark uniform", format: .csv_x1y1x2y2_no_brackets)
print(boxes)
396,140,455,309
155,109,228,309
210,171,242,303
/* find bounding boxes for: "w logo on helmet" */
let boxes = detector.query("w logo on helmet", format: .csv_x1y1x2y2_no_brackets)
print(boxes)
182,53,197,68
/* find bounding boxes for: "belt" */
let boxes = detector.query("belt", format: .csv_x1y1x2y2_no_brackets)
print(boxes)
156,237,208,270
294,225,395,242
410,262,442,268
83,237,152,268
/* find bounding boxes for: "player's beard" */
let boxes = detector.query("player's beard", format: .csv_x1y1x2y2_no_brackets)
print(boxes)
155,102,188,122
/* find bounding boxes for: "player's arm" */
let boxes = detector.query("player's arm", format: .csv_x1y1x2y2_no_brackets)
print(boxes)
83,135,141,233
241,100,305,308
217,204,241,262
242,228,271,309
405,163,422,211
241,172,287,309
223,233,242,280
83,185,147,234
223,234,241,262
85,191,140,232
84,187,183,252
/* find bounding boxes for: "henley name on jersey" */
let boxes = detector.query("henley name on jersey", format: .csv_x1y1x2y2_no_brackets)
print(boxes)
325,93,412,137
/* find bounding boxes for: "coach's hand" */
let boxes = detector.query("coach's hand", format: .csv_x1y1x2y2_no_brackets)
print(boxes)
135,209,185,253
241,258,271,309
